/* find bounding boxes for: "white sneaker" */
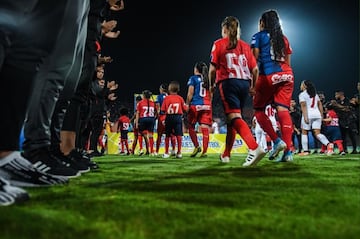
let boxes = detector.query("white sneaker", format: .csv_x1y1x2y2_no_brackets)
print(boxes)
326,143,334,156
176,153,182,159
162,153,170,159
170,150,176,157
219,154,230,163
243,146,266,166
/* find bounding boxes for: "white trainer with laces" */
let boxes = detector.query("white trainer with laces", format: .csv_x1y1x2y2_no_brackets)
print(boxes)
162,153,170,159
243,146,266,166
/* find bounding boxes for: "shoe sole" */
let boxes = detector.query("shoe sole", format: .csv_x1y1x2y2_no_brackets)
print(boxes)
268,142,286,160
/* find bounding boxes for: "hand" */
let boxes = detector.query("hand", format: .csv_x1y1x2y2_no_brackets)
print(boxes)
249,87,256,96
105,30,120,39
107,93,117,101
102,20,117,34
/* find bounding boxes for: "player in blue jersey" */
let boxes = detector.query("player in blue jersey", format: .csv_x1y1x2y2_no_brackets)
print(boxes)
186,62,212,157
251,9,295,162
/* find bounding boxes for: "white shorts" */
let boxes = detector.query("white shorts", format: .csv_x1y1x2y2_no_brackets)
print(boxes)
301,117,322,130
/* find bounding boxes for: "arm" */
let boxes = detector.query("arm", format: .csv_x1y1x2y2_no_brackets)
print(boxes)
318,100,324,118
186,85,194,105
249,66,259,96
300,101,308,124
209,63,216,93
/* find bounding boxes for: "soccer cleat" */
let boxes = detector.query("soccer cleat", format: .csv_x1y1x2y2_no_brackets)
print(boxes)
162,153,170,159
326,143,334,156
138,149,144,156
0,152,68,187
0,177,29,205
268,139,286,160
243,146,266,166
275,151,293,162
176,153,182,159
190,146,202,157
339,151,346,156
219,154,230,163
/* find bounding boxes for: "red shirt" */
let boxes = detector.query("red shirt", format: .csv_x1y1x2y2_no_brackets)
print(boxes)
210,38,257,83
117,115,130,131
136,99,156,118
326,109,339,127
161,94,188,115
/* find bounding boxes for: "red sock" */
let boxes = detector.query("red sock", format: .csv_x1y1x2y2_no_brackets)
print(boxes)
176,136,182,154
188,126,199,147
201,127,209,153
232,118,257,150
121,140,125,152
149,137,154,153
164,136,169,154
334,140,344,152
254,110,279,141
277,110,293,151
138,135,143,150
156,134,162,153
223,124,236,157
171,135,176,151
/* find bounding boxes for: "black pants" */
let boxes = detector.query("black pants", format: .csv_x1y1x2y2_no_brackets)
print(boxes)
0,0,68,151
21,0,89,155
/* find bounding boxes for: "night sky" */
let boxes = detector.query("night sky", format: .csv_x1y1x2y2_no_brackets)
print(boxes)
102,0,359,104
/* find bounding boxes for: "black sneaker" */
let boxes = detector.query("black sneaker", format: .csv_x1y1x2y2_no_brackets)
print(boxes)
0,152,68,187
52,150,90,173
0,176,29,205
24,148,80,178
69,148,99,170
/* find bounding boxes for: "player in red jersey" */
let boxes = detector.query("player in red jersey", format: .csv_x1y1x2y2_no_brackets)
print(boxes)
250,9,294,162
161,81,188,158
113,108,131,155
135,90,157,155
155,83,177,156
130,96,144,155
209,16,266,166
186,62,212,157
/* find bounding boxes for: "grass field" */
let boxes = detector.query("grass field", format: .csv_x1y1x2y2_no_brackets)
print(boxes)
1,152,359,239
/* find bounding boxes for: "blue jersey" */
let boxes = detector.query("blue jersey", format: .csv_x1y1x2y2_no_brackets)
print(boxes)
250,30,292,75
187,75,211,106
156,93,167,115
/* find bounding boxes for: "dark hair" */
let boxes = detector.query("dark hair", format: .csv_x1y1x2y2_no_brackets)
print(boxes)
160,83,168,92
221,16,239,50
194,61,210,90
135,95,142,101
303,80,317,98
168,81,180,93
120,107,129,116
260,9,285,61
142,90,152,99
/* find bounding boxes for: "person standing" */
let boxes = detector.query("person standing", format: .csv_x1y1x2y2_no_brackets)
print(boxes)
186,62,212,158
113,108,131,155
250,9,294,162
298,80,334,156
161,81,188,159
209,16,266,166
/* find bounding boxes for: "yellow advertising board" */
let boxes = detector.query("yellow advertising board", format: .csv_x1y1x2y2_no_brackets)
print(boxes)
107,130,248,155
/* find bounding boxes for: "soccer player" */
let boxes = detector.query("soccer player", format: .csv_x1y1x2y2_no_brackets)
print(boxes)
114,108,131,155
130,96,144,155
155,83,176,156
186,62,212,158
298,80,334,156
251,9,294,162
161,81,188,158
135,90,157,155
209,16,266,166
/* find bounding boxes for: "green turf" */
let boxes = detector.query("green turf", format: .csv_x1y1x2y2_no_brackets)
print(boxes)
1,153,359,239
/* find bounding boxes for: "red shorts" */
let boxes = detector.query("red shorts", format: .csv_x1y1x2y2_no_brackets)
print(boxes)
253,71,294,109
187,105,212,126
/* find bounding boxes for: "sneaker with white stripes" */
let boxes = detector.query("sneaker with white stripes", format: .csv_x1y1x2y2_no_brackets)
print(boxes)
0,176,29,206
243,146,266,166
0,151,68,187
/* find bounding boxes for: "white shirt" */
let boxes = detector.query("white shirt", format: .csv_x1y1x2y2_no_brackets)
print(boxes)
299,91,322,119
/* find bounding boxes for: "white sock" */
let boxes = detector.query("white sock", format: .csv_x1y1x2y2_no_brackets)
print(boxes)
301,134,309,151
316,134,330,146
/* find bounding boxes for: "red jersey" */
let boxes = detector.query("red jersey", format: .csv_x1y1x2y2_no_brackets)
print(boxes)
325,109,339,127
117,115,130,131
210,38,257,84
136,99,156,118
161,94,188,115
